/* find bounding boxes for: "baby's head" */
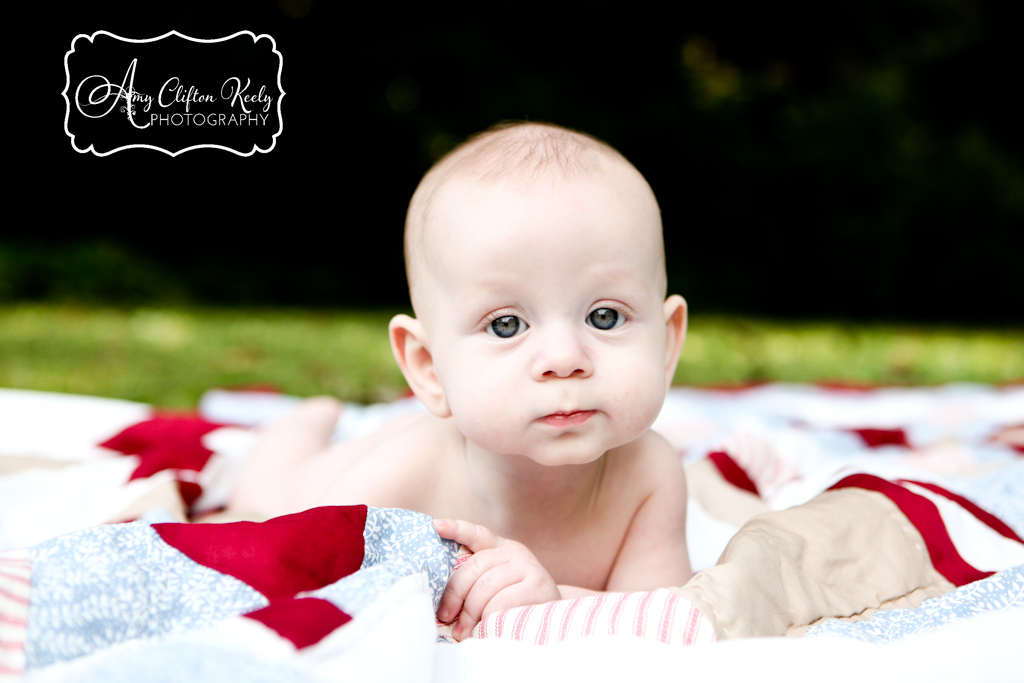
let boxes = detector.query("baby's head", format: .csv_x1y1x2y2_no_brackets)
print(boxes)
391,122,686,465
404,122,667,317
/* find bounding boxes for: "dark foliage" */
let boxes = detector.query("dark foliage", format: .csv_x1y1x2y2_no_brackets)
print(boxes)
10,0,1021,322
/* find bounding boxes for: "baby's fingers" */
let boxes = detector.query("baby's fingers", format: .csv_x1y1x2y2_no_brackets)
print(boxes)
433,518,503,553
436,547,510,624
452,563,527,640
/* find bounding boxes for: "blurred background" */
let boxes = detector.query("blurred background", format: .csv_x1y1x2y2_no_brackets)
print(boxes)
3,0,1021,405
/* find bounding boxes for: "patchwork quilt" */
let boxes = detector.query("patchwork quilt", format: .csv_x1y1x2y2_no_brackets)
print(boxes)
1,383,1022,681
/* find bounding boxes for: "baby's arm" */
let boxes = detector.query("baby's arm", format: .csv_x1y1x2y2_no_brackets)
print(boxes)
545,449,692,599
435,433,692,638
603,437,692,592
555,474,691,599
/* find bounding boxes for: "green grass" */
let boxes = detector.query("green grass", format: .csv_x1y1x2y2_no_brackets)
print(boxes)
0,305,404,408
675,316,1023,387
1,304,1020,408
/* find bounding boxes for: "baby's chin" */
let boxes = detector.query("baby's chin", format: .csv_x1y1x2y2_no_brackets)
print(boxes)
453,412,654,466
478,434,631,468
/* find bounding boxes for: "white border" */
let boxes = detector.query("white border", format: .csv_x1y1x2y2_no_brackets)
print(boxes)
63,30,285,157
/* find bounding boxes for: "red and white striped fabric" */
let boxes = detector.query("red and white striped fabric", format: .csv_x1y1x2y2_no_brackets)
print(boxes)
467,589,715,646
0,548,30,680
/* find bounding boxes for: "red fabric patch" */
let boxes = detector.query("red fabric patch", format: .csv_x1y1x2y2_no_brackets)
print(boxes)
176,480,203,509
153,506,368,600
99,412,227,480
848,427,910,449
707,451,760,497
245,597,352,649
829,474,993,586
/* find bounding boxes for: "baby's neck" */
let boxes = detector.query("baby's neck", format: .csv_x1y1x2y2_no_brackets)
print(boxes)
445,423,607,540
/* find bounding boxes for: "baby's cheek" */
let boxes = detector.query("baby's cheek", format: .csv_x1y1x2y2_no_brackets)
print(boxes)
458,421,522,456
449,391,520,452
613,365,667,434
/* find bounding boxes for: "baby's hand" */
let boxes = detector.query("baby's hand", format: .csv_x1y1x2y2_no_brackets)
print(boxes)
433,518,560,641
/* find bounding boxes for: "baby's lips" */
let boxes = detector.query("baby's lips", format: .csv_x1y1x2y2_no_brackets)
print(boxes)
537,410,597,427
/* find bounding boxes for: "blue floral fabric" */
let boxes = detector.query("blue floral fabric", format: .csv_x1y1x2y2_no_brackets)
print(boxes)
806,564,1024,643
26,522,265,668
23,506,458,670
360,507,459,610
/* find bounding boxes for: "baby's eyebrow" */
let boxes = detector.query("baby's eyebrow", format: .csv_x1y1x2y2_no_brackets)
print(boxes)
596,268,652,292
455,277,519,307
570,266,653,299
455,271,653,315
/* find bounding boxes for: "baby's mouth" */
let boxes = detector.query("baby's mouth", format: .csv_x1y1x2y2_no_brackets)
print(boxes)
537,410,596,428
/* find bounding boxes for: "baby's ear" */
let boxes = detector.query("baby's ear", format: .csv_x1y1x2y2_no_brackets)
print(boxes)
389,314,452,418
662,295,688,388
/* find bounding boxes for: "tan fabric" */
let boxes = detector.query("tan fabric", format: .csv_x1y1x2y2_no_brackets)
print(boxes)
195,508,271,524
103,478,188,524
672,488,954,639
791,582,954,636
0,455,73,475
686,457,770,527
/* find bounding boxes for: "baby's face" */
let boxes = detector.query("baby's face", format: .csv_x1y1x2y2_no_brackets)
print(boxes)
416,165,677,466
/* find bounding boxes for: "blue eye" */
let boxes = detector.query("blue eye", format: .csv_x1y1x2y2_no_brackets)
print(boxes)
490,315,525,338
588,308,622,330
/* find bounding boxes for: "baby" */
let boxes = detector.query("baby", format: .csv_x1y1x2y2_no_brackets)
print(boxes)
231,121,692,640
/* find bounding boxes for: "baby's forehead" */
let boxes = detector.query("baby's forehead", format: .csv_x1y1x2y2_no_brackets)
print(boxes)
419,172,665,295
430,173,654,242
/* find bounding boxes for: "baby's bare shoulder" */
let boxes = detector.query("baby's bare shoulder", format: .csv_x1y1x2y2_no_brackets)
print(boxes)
605,429,687,495
317,413,449,510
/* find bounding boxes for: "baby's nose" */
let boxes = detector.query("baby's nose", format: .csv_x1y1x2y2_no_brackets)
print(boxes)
543,365,587,378
531,328,593,380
